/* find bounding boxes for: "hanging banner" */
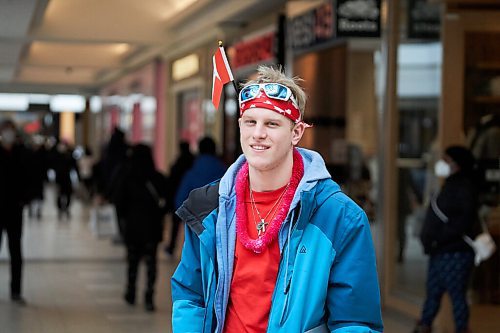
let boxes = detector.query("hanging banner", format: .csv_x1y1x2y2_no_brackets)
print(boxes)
407,0,440,40
336,0,381,38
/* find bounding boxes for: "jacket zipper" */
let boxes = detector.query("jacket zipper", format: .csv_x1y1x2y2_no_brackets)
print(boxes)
267,205,301,331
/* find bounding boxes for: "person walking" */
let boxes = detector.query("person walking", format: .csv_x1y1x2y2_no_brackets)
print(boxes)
113,144,168,312
0,120,29,304
164,141,194,256
53,141,78,220
415,146,479,333
173,136,227,210
171,66,383,332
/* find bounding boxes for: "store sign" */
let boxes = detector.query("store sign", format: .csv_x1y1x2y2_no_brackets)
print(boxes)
336,0,381,38
232,32,275,70
407,0,440,39
172,54,199,81
290,1,335,52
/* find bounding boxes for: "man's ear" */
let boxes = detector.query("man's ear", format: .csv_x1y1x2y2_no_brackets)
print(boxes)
291,122,305,146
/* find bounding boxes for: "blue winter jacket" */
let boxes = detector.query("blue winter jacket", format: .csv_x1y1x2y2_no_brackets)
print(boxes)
171,148,383,333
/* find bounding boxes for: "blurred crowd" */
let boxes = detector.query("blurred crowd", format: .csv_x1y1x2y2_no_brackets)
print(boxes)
0,118,227,311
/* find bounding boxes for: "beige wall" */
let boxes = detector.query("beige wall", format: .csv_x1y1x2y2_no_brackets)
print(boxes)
294,44,347,162
346,51,378,157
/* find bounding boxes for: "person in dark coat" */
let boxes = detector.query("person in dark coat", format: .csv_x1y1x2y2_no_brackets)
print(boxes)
414,146,479,333
174,136,227,210
27,136,48,220
164,141,194,256
93,127,129,242
0,120,29,304
53,141,78,220
113,144,168,312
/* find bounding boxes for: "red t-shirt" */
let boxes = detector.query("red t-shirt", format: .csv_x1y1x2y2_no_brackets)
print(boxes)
223,186,285,333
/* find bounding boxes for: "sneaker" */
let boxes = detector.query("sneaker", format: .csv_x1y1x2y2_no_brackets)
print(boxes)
145,301,155,312
11,295,27,306
412,322,432,333
124,292,135,306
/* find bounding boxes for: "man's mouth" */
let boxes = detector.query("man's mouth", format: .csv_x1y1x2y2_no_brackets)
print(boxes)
250,144,269,151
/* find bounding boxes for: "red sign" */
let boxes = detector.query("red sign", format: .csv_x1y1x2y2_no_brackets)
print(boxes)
232,32,275,69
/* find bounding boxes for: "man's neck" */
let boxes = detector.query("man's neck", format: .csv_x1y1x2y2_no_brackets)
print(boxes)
248,151,294,192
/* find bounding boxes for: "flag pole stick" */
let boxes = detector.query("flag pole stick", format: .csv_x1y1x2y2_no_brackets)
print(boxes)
218,40,239,93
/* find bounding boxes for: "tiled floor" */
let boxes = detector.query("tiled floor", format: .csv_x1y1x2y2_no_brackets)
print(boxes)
1,186,496,333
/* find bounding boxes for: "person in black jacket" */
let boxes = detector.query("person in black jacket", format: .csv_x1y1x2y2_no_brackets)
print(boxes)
113,144,168,312
414,146,479,333
53,141,79,220
164,141,194,256
0,120,29,304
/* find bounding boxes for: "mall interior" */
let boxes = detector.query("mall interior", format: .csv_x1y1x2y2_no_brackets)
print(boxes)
0,0,499,332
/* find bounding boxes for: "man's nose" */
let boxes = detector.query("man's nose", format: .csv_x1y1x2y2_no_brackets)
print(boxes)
252,123,267,139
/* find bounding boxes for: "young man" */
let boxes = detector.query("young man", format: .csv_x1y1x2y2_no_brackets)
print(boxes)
171,66,383,332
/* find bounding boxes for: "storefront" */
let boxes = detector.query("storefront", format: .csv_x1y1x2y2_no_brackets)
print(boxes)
99,60,167,170
379,0,500,331
288,0,380,224
166,47,219,166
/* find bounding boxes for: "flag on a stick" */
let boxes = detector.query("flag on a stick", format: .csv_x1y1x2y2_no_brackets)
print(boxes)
212,46,234,110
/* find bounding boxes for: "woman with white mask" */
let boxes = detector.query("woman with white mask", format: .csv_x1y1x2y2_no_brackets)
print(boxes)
414,146,479,333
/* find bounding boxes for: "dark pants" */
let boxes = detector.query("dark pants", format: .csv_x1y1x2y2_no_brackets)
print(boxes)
126,242,158,302
57,187,72,214
0,209,24,297
421,251,474,331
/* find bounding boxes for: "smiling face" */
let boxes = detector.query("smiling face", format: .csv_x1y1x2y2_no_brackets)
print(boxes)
239,107,305,174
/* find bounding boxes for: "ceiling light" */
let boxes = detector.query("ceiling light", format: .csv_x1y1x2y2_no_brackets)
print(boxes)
114,43,130,55
50,95,85,113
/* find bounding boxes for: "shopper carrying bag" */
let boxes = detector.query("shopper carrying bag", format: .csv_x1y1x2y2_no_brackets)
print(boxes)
415,146,480,333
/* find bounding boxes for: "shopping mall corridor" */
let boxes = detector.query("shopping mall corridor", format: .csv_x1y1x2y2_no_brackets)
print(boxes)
0,186,175,333
0,185,472,333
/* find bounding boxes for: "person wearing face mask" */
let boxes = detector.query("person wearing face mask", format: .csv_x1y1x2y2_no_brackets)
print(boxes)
0,120,29,305
414,146,479,333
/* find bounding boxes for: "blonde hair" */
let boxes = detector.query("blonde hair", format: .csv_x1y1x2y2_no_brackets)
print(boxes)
242,65,307,118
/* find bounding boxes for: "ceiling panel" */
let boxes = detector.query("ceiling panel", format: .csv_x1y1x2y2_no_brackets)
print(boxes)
24,42,133,67
0,0,255,94
0,66,16,82
0,0,38,38
17,66,97,85
0,42,24,64
34,0,198,43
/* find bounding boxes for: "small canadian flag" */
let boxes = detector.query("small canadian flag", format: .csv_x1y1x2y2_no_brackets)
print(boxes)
212,46,234,110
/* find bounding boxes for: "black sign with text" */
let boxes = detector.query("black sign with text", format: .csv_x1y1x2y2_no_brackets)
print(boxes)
290,1,335,52
336,0,381,38
407,0,440,39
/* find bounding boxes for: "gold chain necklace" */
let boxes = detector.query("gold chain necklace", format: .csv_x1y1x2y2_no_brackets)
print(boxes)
249,183,290,236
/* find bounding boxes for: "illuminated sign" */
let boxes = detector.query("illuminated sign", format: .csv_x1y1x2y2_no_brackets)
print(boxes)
232,32,275,69
290,1,335,51
172,54,200,81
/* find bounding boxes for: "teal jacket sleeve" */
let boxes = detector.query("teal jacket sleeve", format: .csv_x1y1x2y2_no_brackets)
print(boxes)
171,223,206,333
327,211,383,333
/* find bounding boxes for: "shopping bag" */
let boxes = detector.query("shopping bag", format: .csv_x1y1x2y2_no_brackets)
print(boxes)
89,204,118,238
463,232,497,266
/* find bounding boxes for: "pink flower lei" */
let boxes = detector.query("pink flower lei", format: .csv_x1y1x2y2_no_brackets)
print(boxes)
235,148,304,253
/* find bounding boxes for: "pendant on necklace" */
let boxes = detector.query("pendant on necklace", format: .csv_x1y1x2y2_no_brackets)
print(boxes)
256,219,268,236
